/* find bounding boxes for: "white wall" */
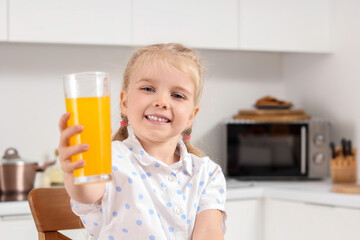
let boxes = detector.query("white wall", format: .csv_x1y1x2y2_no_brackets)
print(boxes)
0,43,284,179
283,0,360,175
3,0,358,182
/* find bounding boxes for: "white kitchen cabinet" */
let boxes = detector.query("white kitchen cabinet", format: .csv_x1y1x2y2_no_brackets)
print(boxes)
0,0,6,41
8,0,132,45
225,199,263,240
239,0,332,52
0,215,38,240
264,199,360,240
132,0,238,50
0,214,88,239
5,0,332,52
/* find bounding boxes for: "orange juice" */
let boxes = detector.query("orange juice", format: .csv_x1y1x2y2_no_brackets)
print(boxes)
65,96,112,184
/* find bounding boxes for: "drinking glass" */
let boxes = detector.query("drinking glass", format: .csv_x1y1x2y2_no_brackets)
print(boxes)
63,72,112,184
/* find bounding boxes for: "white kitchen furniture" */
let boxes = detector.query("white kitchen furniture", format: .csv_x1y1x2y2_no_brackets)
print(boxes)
224,196,360,240
8,0,132,45
0,0,6,41
0,215,38,240
4,0,331,53
0,201,36,239
3,181,359,239
224,180,360,240
132,0,238,50
0,214,87,239
264,199,360,240
225,199,263,240
0,201,87,239
239,0,332,52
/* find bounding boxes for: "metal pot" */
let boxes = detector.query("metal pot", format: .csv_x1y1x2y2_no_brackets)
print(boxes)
0,148,56,193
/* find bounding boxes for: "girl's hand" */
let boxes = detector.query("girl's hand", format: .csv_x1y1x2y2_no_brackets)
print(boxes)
58,112,105,204
58,112,89,174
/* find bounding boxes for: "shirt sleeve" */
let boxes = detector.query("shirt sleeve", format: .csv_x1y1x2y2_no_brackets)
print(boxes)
197,162,227,232
70,141,124,239
71,194,105,239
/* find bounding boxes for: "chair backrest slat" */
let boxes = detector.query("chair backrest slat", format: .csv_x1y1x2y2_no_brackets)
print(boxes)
28,188,84,234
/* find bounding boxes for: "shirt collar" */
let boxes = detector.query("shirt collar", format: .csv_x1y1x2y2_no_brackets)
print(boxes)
123,128,194,176
176,140,194,176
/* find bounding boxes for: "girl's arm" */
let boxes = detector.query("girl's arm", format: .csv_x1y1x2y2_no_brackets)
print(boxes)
58,112,106,204
192,209,224,240
64,173,106,204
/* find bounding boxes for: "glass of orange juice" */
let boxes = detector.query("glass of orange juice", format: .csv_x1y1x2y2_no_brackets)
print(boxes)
63,72,112,184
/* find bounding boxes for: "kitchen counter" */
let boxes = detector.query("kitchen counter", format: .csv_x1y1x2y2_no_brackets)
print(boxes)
226,178,360,209
0,200,31,216
1,178,360,216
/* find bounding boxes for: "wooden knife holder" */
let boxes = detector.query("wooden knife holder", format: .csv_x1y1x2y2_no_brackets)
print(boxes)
331,148,357,183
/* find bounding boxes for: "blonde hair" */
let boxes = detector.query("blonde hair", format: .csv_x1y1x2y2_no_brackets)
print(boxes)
113,43,204,157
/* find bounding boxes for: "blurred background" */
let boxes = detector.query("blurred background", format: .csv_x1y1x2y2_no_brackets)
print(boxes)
1,0,360,239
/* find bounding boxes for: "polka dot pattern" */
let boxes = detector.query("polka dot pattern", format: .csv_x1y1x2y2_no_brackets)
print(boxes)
70,136,226,240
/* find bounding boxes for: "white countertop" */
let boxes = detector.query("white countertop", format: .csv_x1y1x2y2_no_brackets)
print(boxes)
226,178,360,209
1,178,360,217
0,200,32,217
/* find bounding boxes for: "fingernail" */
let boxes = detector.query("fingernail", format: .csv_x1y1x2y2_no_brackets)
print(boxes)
83,144,90,149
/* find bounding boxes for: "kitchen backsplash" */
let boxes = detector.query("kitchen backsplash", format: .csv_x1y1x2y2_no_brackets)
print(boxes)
0,43,284,171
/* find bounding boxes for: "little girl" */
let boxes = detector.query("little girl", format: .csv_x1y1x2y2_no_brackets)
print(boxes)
58,43,226,240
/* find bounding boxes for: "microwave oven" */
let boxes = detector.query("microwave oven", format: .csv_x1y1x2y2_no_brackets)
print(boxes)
226,118,331,180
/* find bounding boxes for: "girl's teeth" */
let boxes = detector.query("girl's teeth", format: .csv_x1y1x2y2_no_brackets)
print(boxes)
147,115,169,122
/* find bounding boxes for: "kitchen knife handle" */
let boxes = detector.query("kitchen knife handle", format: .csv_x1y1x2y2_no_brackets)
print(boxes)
341,138,347,157
329,142,336,159
348,140,353,156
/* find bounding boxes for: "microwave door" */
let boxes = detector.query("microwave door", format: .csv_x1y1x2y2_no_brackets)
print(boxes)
227,123,308,178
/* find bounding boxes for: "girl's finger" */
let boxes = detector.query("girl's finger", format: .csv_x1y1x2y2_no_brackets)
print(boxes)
61,159,86,173
58,112,70,131
59,125,84,148
59,144,89,162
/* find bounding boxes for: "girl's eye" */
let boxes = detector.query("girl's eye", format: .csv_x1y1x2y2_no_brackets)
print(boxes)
141,87,154,92
172,93,186,100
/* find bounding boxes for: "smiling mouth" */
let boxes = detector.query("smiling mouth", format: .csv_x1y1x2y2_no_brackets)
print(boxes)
145,115,171,123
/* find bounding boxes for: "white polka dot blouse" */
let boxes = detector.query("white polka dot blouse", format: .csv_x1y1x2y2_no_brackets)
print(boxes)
71,131,227,240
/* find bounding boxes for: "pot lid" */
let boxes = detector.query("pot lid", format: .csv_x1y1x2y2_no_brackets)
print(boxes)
1,148,37,165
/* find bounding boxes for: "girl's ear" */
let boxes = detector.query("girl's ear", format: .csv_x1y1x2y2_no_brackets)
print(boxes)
186,106,200,128
120,90,128,115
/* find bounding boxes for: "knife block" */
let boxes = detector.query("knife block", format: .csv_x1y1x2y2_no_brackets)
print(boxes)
331,148,357,183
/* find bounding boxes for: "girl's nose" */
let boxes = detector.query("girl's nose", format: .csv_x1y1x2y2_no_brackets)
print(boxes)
153,96,170,109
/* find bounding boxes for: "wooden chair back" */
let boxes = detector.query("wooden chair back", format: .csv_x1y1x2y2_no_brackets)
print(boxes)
28,188,84,240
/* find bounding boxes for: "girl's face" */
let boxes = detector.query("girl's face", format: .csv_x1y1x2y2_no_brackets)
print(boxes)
120,61,200,144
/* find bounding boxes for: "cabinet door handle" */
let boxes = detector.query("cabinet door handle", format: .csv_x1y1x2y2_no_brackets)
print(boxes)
301,126,306,174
